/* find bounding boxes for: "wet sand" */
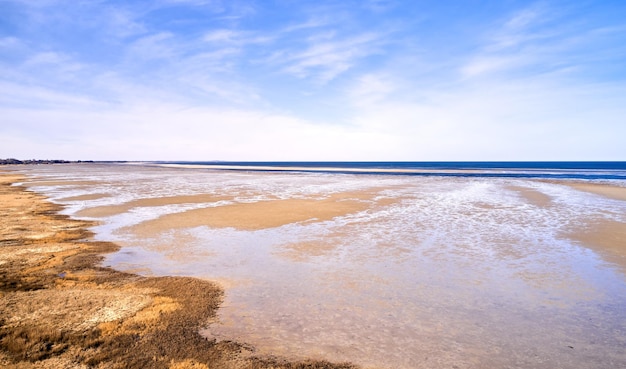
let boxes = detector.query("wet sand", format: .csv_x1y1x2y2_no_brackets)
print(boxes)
127,190,391,234
4,165,626,369
506,185,553,207
0,172,356,368
566,181,626,202
558,182,626,272
77,194,234,218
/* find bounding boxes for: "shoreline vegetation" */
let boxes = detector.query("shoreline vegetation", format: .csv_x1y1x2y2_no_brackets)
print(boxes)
0,159,94,165
0,173,356,369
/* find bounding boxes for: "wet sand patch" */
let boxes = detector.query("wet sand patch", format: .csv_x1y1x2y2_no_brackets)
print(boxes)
23,180,102,187
58,193,111,202
507,185,552,207
77,194,233,218
275,240,340,262
566,182,626,202
566,219,626,272
127,191,386,235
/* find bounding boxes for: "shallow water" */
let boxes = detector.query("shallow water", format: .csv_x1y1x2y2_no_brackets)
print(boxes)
13,164,626,368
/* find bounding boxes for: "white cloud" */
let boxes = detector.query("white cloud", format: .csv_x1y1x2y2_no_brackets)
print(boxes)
0,101,394,160
0,37,21,48
279,33,382,83
363,0,397,13
104,7,147,38
348,73,396,106
203,29,273,46
504,7,542,31
458,4,573,79
282,18,329,33
344,74,626,160
0,81,102,109
203,29,239,43
460,55,522,78
127,32,176,61
25,52,65,66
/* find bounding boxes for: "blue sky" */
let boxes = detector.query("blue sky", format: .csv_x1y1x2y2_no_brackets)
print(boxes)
1,0,625,160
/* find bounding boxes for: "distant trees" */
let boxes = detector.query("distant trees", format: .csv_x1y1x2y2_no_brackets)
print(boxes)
0,158,92,165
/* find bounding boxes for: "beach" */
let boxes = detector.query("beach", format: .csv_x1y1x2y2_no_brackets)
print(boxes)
0,171,354,368
2,163,626,368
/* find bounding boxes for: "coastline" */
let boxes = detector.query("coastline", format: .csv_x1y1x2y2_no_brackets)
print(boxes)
0,172,356,369
3,164,626,368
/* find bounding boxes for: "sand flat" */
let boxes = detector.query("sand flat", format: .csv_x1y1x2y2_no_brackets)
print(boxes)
507,185,552,207
566,219,626,270
58,193,111,201
77,194,234,218
127,190,382,235
566,182,626,201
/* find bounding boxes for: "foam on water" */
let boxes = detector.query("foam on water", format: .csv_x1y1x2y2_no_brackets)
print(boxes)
13,164,626,369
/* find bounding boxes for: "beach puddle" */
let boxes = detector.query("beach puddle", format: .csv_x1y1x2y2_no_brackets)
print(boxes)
15,164,626,369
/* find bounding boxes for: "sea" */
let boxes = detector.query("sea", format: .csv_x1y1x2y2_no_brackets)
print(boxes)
158,161,626,180
10,161,626,369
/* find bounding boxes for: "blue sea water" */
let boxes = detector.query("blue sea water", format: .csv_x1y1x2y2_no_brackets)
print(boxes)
162,161,626,180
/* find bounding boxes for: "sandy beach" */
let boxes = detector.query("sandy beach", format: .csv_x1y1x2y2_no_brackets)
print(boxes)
0,172,355,368
2,164,626,369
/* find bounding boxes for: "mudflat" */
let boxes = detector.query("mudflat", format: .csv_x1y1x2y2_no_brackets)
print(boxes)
0,173,355,369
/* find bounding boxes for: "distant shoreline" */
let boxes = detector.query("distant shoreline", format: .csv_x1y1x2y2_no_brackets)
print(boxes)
0,158,94,165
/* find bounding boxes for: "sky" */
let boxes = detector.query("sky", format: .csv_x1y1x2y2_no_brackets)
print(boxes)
1,0,625,161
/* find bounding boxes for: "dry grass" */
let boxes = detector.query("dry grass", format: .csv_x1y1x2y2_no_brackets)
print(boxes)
0,173,357,369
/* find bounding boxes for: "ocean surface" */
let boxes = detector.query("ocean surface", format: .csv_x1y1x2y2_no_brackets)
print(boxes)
157,161,626,180
11,162,626,369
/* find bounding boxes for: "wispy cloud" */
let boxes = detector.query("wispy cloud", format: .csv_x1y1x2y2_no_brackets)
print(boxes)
363,0,397,13
0,81,103,109
202,29,273,46
460,55,525,78
339,2,626,160
1,0,625,160
0,37,21,48
103,7,147,38
281,17,330,33
459,5,549,78
276,33,383,83
348,73,396,107
126,32,176,61
459,2,626,83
